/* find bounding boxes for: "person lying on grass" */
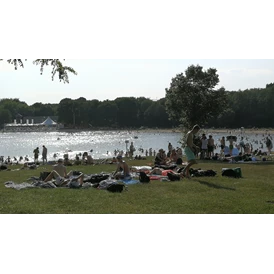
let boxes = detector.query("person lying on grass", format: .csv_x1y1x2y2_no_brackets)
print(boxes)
44,158,84,186
149,167,180,176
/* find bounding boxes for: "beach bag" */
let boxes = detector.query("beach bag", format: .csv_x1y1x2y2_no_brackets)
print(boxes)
107,183,125,193
167,172,180,181
222,168,242,178
0,165,8,170
176,158,183,165
98,179,125,192
139,171,150,183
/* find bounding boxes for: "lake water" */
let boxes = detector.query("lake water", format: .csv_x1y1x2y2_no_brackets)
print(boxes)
0,130,182,162
0,130,271,162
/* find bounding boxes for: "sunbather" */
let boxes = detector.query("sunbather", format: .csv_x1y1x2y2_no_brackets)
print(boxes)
113,155,131,180
44,158,84,186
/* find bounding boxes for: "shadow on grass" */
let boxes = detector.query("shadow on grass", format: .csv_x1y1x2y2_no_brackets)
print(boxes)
197,180,236,191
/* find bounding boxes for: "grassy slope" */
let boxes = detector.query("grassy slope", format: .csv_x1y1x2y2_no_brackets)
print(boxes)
1,157,274,214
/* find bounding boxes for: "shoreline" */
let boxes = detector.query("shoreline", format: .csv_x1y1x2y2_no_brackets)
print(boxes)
2,127,274,135
60,127,274,135
1,128,273,163
202,128,274,135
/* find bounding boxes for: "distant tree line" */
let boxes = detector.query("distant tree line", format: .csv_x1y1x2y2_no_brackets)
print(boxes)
206,83,274,128
0,97,173,129
1,62,273,129
1,85,274,130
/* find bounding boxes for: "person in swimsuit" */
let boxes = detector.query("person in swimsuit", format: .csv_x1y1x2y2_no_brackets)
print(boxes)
182,125,200,178
113,155,131,180
220,136,225,151
42,145,48,164
44,158,84,186
229,138,234,156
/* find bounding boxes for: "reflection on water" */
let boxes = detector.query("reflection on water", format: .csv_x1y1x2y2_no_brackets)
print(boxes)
0,131,182,161
0,130,272,162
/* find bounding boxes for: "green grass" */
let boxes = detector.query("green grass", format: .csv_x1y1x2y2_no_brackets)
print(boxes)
1,157,274,214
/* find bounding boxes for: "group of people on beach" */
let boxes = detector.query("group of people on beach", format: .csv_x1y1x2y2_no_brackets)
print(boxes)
33,145,48,164
190,130,273,162
1,124,273,185
41,153,131,187
49,125,200,185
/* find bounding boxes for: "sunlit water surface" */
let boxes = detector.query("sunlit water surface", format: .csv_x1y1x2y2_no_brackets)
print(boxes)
0,131,182,162
0,130,271,162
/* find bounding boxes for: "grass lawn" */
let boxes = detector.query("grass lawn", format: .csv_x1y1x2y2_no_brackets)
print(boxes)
1,157,274,214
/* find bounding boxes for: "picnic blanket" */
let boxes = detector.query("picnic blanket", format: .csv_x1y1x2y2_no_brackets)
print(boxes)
3,171,139,190
5,180,57,190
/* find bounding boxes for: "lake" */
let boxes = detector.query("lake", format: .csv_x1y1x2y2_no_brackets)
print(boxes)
0,130,182,162
0,129,271,162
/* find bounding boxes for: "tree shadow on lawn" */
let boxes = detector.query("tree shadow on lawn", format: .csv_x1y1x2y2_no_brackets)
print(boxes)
196,180,236,191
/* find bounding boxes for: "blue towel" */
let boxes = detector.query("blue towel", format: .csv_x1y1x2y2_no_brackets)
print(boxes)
122,179,139,185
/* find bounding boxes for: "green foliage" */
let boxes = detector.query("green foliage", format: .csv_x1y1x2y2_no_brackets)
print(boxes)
115,97,139,127
165,65,228,129
0,99,32,128
96,100,119,127
30,102,56,117
57,98,74,125
1,59,77,83
144,102,169,127
0,108,12,126
208,87,274,128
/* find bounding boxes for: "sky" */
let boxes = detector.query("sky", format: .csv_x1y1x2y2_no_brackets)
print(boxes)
1,59,274,105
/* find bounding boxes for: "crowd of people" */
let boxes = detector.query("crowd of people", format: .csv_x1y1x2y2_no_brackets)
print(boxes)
1,126,273,183
191,131,273,162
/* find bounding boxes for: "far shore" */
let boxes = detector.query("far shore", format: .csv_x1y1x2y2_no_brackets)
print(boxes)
57,127,274,135
3,127,274,135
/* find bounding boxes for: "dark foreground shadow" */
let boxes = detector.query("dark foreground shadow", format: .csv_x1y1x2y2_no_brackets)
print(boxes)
192,179,236,191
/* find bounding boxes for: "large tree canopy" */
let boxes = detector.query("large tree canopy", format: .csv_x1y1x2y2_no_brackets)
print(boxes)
0,59,77,83
165,64,227,129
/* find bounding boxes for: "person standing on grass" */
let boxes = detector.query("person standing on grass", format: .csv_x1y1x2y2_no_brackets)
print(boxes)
42,145,48,164
207,135,215,158
200,133,208,159
220,136,226,152
182,125,200,178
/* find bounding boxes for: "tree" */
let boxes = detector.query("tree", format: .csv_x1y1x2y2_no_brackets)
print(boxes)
57,98,75,126
0,108,12,127
165,65,227,129
114,97,138,127
0,98,31,118
0,59,77,83
144,102,170,128
96,100,118,127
